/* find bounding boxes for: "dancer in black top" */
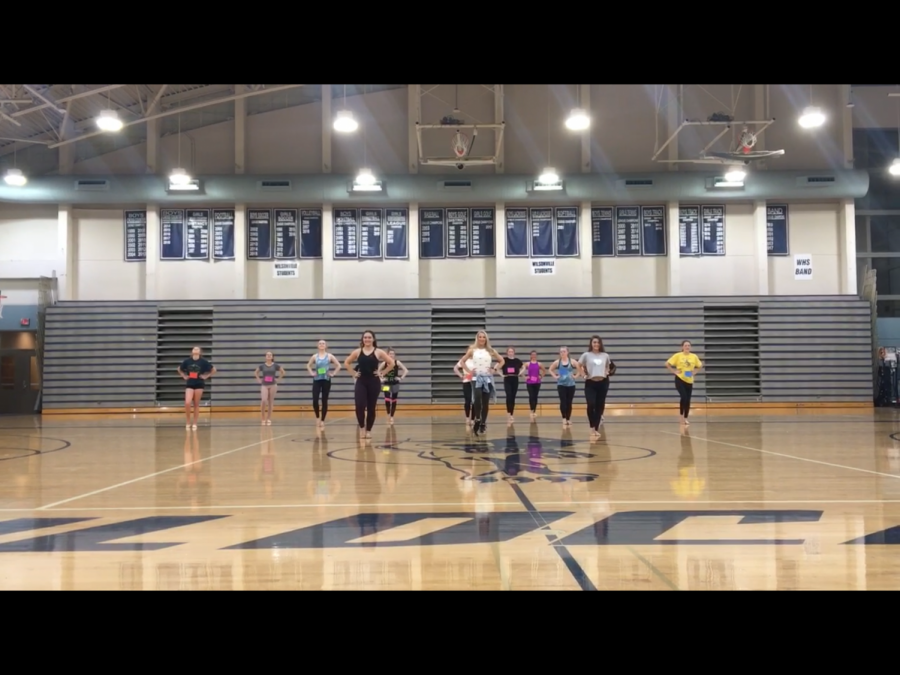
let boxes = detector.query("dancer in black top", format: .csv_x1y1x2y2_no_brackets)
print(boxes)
177,346,216,430
378,348,408,425
500,347,523,423
344,330,395,438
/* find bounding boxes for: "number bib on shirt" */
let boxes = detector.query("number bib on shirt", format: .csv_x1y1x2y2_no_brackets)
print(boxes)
189,372,199,379
683,370,692,378
382,385,390,392
317,366,327,375
507,367,515,374
264,375,274,383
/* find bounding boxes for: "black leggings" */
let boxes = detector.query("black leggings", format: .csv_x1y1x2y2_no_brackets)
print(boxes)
355,375,381,430
675,376,693,418
384,384,398,416
462,381,473,418
527,383,541,412
312,379,331,420
557,385,575,420
504,377,519,414
585,378,610,429
472,385,491,425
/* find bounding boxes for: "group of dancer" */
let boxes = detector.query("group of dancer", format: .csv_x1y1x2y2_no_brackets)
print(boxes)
176,331,702,433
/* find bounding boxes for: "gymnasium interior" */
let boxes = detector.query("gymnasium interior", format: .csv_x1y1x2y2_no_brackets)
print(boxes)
0,84,898,590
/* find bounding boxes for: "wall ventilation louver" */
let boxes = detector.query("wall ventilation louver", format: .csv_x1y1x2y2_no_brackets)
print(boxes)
258,180,292,191
74,179,110,191
439,180,473,190
796,175,836,187
616,178,654,188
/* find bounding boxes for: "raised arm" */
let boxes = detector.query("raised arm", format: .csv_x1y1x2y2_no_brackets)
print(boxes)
344,348,360,373
548,359,560,378
376,349,395,372
329,354,342,376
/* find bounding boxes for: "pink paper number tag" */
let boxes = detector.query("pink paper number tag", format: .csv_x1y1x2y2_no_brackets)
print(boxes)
264,376,273,382
507,367,515,373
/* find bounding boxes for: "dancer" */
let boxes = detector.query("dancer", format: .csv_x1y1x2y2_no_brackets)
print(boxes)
177,346,216,430
344,330,395,438
500,347,524,423
548,346,577,427
254,351,285,425
454,356,476,427
379,348,408,425
665,340,702,425
307,340,341,428
524,351,545,421
579,336,613,436
460,330,504,435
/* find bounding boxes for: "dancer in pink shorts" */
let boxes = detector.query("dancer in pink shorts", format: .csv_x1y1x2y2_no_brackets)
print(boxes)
255,351,285,425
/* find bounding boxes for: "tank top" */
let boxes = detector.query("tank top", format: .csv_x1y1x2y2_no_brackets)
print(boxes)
384,363,399,383
356,348,380,376
526,361,541,384
557,359,575,386
471,348,492,376
313,353,331,380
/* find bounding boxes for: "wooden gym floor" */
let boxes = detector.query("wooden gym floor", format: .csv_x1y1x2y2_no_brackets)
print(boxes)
1,405,899,590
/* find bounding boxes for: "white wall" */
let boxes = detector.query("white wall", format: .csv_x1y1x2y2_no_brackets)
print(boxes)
0,200,851,301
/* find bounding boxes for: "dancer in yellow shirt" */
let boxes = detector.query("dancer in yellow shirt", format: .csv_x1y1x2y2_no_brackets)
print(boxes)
665,340,702,425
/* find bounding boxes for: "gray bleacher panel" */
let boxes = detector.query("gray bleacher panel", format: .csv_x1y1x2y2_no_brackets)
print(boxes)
40,296,873,408
42,303,158,408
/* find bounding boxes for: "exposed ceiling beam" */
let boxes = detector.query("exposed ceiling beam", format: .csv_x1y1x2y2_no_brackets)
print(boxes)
9,85,126,118
21,85,65,114
146,84,168,115
47,84,306,149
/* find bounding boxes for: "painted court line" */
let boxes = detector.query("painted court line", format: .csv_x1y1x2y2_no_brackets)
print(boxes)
0,498,892,513
660,430,900,480
35,418,351,510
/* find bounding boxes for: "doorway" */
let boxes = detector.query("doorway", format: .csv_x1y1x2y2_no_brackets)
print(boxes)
0,349,39,414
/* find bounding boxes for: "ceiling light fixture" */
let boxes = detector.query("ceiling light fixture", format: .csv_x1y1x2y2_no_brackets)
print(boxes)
538,167,559,183
334,109,358,132
96,109,123,131
724,167,746,182
3,168,26,186
355,168,376,185
890,158,900,177
798,106,825,129
169,167,191,185
565,108,590,130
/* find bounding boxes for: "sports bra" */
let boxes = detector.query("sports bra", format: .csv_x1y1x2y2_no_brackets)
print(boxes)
356,349,380,376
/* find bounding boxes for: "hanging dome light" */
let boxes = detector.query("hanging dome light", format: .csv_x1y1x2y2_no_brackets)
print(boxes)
3,168,26,186
96,109,123,131
798,106,825,128
724,167,746,182
565,108,590,130
355,168,376,184
890,158,900,177
334,110,359,132
169,167,191,184
538,167,559,183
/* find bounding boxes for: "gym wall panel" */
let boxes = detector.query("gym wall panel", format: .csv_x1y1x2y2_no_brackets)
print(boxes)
42,303,158,408
680,203,758,295
768,203,840,294
39,295,873,409
0,205,58,278
594,257,667,297
74,209,144,300
248,259,321,300
758,298,872,402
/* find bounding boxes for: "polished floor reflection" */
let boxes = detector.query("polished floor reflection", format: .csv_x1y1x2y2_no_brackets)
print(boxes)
1,407,900,589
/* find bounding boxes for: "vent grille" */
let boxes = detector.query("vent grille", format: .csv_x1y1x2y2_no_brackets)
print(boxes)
796,175,836,186
439,180,472,190
74,179,110,191
258,180,292,190
616,178,654,188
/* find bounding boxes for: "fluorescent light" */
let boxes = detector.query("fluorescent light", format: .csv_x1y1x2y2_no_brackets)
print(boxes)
96,109,123,131
350,182,383,192
890,159,900,176
798,106,825,128
565,108,590,130
724,168,746,182
712,179,743,188
169,167,191,184
538,167,559,183
355,168,376,185
334,110,358,132
3,168,26,186
168,180,200,191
